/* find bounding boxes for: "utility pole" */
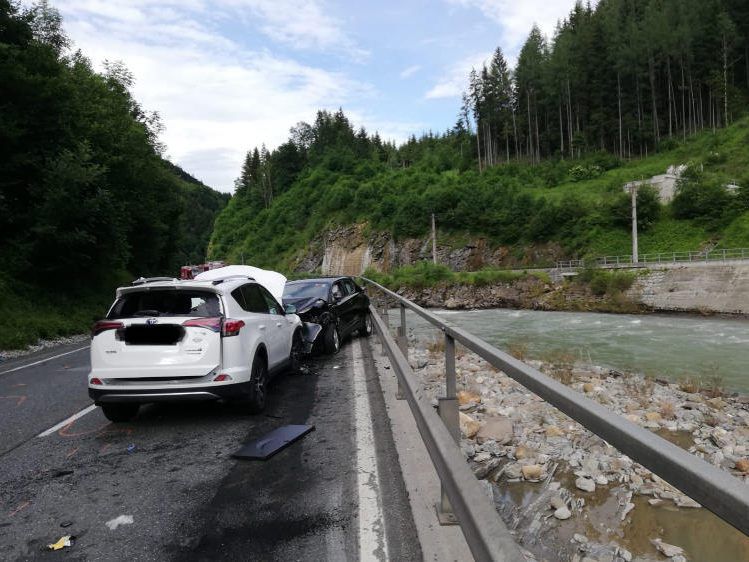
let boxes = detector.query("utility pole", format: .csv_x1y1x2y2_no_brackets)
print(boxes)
631,182,639,264
431,213,437,264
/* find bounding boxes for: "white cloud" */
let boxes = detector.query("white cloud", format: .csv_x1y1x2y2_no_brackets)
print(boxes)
426,0,583,100
446,0,588,51
45,0,373,191
399,64,421,79
227,0,369,59
424,52,491,99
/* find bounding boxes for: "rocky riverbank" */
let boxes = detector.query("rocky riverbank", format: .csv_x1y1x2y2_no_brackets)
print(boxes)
396,278,647,315
0,334,89,363
408,336,749,561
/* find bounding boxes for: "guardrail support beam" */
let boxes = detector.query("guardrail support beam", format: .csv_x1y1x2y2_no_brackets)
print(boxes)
396,304,407,400
437,333,460,525
379,301,389,358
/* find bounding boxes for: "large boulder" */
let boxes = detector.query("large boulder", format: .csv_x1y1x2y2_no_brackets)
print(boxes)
476,416,514,445
457,389,481,406
459,412,481,439
521,464,543,480
575,477,596,493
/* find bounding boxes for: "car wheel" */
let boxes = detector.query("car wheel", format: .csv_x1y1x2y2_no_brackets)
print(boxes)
323,323,340,354
247,354,268,414
288,330,304,374
101,403,139,423
358,312,373,338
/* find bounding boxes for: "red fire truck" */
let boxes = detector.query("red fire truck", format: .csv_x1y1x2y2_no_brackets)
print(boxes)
179,261,227,280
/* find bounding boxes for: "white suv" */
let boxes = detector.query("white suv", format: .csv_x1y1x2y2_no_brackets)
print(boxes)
88,267,303,422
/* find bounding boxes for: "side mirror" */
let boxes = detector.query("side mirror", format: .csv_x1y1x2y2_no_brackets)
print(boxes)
284,304,297,315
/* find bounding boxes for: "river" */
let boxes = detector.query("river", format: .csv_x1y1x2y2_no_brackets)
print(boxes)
406,308,749,393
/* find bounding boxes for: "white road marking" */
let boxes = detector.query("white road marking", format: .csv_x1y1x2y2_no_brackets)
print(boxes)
37,404,97,437
352,339,389,562
0,346,89,376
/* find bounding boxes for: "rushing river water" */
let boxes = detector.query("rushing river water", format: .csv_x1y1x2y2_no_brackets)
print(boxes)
402,308,749,560
407,308,749,393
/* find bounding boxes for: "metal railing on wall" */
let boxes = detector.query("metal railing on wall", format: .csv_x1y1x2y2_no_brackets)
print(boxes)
556,248,749,270
360,277,749,557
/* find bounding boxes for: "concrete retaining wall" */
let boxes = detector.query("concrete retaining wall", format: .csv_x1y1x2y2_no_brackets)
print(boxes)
628,264,749,315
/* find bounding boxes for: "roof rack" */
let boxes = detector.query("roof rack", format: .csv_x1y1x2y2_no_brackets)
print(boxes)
211,275,256,285
131,277,178,286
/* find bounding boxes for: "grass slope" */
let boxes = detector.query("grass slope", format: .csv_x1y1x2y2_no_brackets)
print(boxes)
211,119,749,272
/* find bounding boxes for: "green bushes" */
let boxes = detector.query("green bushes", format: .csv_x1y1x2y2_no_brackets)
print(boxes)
576,267,636,296
363,262,453,289
607,185,661,230
0,274,125,349
672,169,731,224
569,164,603,182
362,262,546,290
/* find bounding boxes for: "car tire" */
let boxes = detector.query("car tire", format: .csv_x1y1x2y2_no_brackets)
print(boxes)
101,403,139,423
357,312,373,338
323,322,340,354
288,329,304,374
246,353,268,414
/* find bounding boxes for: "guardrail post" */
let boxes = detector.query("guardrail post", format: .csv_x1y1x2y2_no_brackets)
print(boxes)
396,304,407,400
437,332,459,525
379,300,389,358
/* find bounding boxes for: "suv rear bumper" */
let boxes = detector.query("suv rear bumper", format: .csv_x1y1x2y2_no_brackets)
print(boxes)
89,382,251,404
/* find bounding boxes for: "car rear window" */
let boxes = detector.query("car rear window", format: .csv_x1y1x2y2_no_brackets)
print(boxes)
108,290,221,319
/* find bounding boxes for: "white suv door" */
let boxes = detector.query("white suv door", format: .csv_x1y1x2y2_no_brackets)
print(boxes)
230,284,271,362
233,283,287,368
256,284,290,366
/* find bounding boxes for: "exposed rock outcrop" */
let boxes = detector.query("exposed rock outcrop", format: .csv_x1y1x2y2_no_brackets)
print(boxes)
292,223,564,274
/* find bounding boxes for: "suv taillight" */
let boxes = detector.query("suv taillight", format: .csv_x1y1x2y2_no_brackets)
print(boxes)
91,321,123,337
222,319,245,337
182,317,222,332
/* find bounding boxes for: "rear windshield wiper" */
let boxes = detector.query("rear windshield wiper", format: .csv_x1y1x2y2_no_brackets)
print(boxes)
132,310,161,317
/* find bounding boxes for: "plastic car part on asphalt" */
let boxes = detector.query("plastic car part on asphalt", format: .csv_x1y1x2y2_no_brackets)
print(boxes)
232,425,315,460
47,535,74,550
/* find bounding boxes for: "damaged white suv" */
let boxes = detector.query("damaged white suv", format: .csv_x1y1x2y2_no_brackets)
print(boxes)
88,266,305,422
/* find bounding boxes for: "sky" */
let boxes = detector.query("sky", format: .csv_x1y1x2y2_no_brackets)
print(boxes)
46,0,586,192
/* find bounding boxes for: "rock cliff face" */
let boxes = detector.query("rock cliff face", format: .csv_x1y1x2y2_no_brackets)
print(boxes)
291,223,564,274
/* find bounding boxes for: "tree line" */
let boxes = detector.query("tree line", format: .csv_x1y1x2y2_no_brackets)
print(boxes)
463,0,749,168
0,1,228,292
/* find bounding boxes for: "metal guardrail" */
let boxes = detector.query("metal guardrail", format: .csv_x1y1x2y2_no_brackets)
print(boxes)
557,248,749,269
366,303,524,561
360,277,749,547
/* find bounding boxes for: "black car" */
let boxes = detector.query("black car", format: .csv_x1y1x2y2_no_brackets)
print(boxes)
282,277,371,354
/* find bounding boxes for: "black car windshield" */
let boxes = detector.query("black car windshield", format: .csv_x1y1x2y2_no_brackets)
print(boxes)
283,282,329,301
108,290,221,318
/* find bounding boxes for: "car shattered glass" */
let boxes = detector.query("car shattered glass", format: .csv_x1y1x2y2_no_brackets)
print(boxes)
283,282,329,300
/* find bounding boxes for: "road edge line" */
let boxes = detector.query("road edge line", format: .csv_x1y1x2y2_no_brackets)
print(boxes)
0,346,89,376
353,339,389,562
37,404,97,437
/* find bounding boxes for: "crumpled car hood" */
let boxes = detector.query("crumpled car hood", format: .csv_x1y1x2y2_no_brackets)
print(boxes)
195,265,286,304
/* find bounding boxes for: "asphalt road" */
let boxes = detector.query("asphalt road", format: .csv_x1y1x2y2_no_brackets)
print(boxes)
0,337,420,561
